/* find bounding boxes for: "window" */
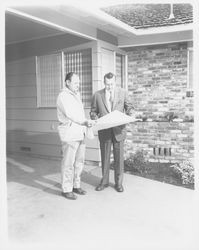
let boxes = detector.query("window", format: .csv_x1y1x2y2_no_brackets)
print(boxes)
116,53,126,88
64,48,92,107
36,53,63,107
36,48,92,108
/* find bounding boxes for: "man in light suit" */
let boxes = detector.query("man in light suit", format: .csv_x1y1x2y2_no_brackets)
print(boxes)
90,72,134,192
57,72,94,200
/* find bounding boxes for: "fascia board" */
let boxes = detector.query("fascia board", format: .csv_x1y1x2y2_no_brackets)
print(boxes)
6,7,97,41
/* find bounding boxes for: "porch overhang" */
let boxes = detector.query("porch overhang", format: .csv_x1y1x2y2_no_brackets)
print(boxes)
6,3,193,47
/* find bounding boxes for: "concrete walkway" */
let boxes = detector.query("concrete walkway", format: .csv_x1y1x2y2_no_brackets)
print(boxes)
6,153,197,250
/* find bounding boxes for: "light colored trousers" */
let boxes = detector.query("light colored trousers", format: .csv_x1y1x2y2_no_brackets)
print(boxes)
61,140,85,193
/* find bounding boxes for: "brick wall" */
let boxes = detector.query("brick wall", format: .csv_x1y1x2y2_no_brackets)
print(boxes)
126,42,194,163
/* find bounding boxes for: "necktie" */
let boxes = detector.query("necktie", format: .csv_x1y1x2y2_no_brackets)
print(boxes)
109,91,113,111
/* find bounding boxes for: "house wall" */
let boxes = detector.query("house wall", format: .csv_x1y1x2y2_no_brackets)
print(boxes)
6,33,91,62
6,37,101,163
125,42,194,163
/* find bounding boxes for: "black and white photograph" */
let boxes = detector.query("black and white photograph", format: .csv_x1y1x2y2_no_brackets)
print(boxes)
1,0,199,249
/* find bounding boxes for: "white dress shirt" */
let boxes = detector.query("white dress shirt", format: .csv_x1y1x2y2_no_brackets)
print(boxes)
105,89,114,112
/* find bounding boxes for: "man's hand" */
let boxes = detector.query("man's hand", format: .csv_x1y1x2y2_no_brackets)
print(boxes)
83,119,96,128
128,109,135,117
90,111,98,120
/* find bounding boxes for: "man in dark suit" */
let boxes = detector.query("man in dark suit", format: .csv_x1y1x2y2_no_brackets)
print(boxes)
90,72,134,192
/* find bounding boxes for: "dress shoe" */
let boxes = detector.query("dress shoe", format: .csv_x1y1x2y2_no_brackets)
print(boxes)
95,184,109,191
115,185,124,192
62,192,77,200
73,188,87,195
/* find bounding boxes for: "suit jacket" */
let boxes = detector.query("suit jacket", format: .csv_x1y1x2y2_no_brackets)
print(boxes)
90,87,134,142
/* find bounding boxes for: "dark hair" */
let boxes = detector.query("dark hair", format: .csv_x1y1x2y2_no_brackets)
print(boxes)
65,72,77,82
104,72,115,82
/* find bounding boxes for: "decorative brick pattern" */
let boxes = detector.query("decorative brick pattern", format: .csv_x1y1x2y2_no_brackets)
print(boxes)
125,42,194,163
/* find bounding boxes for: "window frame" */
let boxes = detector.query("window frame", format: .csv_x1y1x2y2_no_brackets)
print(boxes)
36,48,93,108
115,52,128,89
187,47,193,91
63,48,93,108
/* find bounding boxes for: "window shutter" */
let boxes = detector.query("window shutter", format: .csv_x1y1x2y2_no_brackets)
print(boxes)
116,53,125,88
36,53,62,107
64,49,92,107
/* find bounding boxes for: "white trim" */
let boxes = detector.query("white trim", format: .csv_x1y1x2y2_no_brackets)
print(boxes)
187,47,193,90
62,41,96,53
35,56,40,108
6,32,65,45
115,52,127,89
113,51,116,75
125,54,128,90
6,8,97,41
61,52,65,89
119,39,193,48
134,23,193,35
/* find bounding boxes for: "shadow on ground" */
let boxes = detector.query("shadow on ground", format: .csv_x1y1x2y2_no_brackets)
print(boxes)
7,155,101,196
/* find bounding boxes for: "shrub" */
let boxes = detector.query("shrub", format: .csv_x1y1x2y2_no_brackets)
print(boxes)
124,150,147,173
159,112,178,122
170,160,194,184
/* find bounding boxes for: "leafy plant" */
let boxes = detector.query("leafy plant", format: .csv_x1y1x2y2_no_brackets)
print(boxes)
124,150,147,173
183,115,194,122
170,160,194,185
159,112,178,122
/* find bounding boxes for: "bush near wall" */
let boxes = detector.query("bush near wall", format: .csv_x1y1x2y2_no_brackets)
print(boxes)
122,150,194,189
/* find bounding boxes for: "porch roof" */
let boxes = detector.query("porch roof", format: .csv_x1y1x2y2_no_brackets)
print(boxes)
101,4,193,30
6,3,193,48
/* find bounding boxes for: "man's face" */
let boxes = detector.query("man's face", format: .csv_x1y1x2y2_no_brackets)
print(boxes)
67,74,80,94
104,77,116,92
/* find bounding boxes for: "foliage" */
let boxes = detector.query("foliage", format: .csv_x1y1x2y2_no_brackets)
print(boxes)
170,160,194,185
159,112,178,122
183,115,194,122
135,114,147,122
124,150,147,173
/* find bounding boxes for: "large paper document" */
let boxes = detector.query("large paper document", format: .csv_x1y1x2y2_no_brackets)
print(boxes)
93,110,136,132
86,110,136,139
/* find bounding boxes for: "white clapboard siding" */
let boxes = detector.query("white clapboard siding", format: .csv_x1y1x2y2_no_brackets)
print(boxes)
85,136,99,149
7,131,61,145
6,57,36,75
6,120,59,133
6,74,36,87
6,86,36,98
6,109,57,121
85,148,101,161
6,97,37,109
7,141,62,158
7,126,99,149
7,140,100,161
6,55,100,163
7,130,100,157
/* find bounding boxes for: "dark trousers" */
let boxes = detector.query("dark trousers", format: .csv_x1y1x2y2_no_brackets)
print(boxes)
99,129,124,187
